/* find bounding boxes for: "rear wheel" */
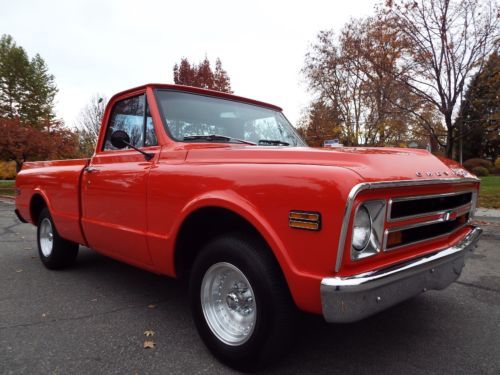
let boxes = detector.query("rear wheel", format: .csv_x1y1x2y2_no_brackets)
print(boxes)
37,207,79,269
189,234,296,371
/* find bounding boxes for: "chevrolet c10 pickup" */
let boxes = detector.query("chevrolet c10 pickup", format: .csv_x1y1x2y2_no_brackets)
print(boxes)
15,84,482,371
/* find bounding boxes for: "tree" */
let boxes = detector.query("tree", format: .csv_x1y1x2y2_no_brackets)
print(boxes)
0,118,80,171
0,34,57,127
302,17,435,147
173,57,233,93
0,35,30,120
297,100,343,147
383,0,499,158
75,94,108,157
454,51,499,161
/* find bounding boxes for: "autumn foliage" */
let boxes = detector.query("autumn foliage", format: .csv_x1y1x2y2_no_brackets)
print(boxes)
0,117,80,171
0,34,81,173
173,57,232,93
302,0,498,158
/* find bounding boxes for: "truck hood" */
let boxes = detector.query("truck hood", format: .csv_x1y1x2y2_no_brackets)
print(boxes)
184,145,472,182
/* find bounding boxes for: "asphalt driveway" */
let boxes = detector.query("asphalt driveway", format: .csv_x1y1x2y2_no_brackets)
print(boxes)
1,200,499,374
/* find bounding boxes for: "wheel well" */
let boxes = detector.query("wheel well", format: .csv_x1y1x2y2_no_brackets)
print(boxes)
30,194,47,225
174,207,273,280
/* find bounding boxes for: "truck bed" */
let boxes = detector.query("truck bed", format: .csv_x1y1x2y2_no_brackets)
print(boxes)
16,158,90,245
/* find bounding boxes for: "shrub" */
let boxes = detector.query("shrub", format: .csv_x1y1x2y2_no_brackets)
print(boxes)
495,158,500,169
491,167,500,175
0,161,16,180
463,158,493,172
471,166,489,177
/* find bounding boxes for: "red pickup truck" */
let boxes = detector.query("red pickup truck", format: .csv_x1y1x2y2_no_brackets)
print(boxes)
15,84,482,371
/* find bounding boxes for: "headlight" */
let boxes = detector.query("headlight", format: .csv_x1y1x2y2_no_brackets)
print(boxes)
350,200,387,260
352,205,371,251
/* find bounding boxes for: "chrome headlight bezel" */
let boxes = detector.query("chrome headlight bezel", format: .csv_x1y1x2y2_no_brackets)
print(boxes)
351,200,387,261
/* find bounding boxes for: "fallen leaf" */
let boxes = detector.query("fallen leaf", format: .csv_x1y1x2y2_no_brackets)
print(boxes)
143,340,155,349
91,298,98,302
42,313,47,317
144,330,155,337
15,269,23,273
147,304,156,309
24,247,31,250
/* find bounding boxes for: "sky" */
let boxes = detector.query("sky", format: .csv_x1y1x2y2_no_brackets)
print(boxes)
1,0,376,128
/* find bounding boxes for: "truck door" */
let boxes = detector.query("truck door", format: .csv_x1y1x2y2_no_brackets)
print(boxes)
81,92,159,266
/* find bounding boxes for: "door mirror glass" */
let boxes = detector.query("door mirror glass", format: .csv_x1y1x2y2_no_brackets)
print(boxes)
110,130,130,149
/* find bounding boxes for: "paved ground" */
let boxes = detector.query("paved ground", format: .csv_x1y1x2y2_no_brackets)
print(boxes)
1,200,499,375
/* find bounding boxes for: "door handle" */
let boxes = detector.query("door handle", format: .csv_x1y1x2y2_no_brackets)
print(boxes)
84,166,101,173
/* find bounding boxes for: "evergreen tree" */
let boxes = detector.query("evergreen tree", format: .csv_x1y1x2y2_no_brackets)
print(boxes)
0,35,30,119
454,52,499,161
0,34,57,127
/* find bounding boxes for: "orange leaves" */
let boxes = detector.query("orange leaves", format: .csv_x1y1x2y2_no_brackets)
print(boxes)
0,117,81,168
173,57,232,94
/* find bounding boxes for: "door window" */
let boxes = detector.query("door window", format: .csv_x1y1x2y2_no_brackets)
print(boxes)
103,94,158,151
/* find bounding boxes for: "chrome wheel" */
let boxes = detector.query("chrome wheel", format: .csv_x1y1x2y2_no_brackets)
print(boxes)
201,262,257,346
39,218,54,257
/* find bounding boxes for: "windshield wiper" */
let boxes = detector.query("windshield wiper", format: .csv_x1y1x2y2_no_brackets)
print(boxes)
258,139,290,146
183,134,256,145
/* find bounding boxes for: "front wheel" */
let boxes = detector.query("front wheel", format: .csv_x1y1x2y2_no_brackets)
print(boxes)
37,207,79,269
189,234,296,371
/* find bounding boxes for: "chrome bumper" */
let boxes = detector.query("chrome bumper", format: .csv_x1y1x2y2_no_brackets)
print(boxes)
321,226,482,323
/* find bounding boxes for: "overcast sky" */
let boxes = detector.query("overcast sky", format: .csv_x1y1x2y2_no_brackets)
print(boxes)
1,0,376,128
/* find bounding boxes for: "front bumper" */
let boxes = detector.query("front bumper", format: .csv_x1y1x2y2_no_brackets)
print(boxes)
321,226,482,323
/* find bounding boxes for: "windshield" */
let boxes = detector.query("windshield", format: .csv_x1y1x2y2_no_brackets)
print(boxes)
155,90,305,147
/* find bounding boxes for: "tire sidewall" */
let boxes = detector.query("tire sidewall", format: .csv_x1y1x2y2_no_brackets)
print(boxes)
37,208,55,265
189,236,280,370
36,207,78,269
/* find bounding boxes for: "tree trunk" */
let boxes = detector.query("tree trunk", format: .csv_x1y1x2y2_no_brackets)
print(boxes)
15,160,23,173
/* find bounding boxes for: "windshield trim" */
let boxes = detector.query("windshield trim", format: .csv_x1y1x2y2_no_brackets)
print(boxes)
153,89,306,146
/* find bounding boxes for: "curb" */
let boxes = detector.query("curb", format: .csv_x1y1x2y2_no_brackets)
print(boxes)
473,216,500,224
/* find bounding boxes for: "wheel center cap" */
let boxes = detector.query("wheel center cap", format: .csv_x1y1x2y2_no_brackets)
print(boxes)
226,292,239,310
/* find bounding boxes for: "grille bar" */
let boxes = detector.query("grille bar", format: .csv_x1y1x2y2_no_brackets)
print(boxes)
384,213,469,251
388,191,473,222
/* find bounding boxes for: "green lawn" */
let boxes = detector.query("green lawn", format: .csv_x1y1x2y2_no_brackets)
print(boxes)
479,176,500,209
0,180,15,196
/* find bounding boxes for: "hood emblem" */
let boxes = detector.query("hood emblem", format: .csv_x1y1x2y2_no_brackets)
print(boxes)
416,170,457,177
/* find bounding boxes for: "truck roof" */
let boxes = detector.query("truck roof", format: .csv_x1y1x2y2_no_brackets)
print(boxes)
110,83,283,112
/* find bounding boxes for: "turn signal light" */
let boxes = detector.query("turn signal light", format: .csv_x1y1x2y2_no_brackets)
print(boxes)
289,211,321,231
386,231,402,248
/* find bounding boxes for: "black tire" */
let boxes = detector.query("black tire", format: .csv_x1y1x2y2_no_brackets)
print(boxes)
37,207,79,270
189,233,296,372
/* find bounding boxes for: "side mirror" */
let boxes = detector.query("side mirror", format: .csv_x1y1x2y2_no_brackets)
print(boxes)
110,130,130,149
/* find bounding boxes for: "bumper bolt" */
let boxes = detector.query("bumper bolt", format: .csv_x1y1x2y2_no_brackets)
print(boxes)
430,268,435,273
376,296,382,303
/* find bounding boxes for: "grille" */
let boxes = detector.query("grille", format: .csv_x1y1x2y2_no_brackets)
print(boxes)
384,190,475,251
389,192,473,221
385,213,469,250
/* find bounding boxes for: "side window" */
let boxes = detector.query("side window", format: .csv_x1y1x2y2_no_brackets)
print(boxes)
103,94,158,150
145,103,158,147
